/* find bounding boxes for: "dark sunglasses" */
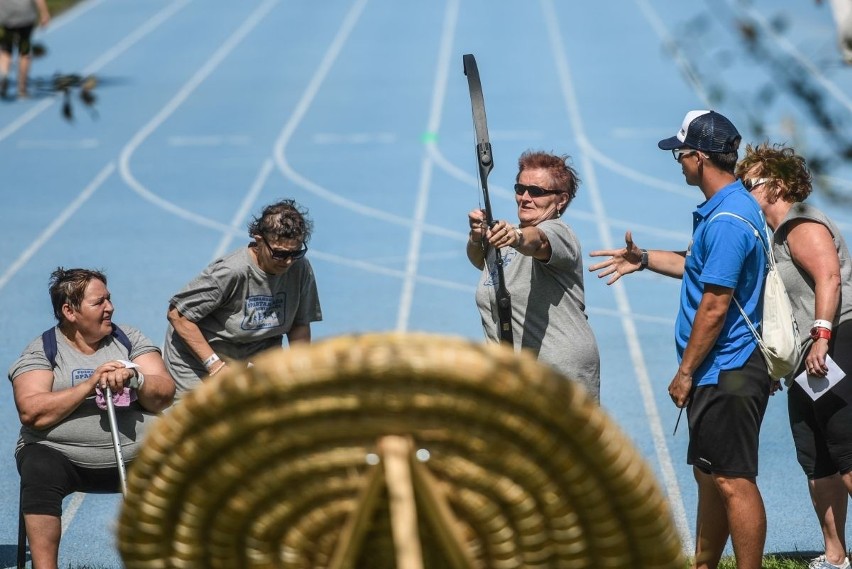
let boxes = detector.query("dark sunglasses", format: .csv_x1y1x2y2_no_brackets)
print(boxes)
742,177,770,191
513,183,561,198
261,235,308,261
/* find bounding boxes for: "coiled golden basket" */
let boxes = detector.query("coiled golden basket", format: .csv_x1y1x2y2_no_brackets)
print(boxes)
118,333,684,569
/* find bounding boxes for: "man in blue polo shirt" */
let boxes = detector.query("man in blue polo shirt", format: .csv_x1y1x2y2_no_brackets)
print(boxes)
589,110,770,569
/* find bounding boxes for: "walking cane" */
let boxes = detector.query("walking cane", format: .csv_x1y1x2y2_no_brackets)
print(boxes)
105,387,128,496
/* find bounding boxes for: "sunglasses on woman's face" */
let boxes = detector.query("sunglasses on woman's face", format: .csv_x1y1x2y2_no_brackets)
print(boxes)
261,235,308,261
514,183,561,198
743,178,771,191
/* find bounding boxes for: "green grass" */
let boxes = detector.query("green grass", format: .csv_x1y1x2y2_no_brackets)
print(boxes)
716,554,812,568
46,0,80,16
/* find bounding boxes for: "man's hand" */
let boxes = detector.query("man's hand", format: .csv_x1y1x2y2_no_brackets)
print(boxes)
668,369,693,408
588,230,644,285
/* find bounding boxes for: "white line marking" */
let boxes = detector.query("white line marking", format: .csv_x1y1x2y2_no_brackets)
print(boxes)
542,0,694,552
61,493,87,534
634,0,713,108
81,0,192,77
0,0,192,144
0,162,115,292
210,158,274,261
735,2,852,114
118,0,279,234
17,138,99,149
396,0,459,332
167,135,251,147
312,132,397,144
41,0,106,35
271,0,465,242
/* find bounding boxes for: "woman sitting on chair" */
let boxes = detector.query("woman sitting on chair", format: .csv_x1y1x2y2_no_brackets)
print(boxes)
8,267,174,569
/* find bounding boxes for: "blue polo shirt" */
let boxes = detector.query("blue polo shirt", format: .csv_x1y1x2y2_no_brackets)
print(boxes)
675,180,767,387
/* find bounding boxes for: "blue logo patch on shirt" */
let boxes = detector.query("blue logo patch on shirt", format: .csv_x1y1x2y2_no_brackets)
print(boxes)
72,369,94,387
242,293,286,330
484,249,517,287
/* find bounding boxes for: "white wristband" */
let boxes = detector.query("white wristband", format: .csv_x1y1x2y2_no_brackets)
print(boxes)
813,319,833,332
129,371,145,390
203,353,220,370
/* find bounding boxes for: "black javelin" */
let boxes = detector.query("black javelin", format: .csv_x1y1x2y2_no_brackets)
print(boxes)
463,54,513,345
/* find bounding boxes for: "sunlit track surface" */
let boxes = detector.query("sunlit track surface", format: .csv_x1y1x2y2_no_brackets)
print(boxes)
0,0,849,566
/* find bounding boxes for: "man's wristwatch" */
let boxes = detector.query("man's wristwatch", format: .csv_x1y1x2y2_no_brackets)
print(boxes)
638,249,649,271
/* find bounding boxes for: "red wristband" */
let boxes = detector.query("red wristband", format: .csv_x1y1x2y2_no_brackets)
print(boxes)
810,327,831,341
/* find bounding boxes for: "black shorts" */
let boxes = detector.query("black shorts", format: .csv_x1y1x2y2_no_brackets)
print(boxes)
687,348,771,477
788,320,852,479
16,444,125,516
0,24,35,56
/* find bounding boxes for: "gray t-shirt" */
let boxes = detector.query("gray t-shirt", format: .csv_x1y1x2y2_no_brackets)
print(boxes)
774,202,852,335
164,246,323,396
475,219,601,399
8,324,161,467
0,0,38,28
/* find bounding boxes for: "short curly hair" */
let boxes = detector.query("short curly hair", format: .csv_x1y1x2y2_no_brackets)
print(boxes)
515,151,580,214
247,199,313,243
735,142,812,204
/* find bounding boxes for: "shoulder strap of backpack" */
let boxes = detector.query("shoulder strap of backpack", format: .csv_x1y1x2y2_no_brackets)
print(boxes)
708,211,775,267
41,328,59,369
707,211,772,343
110,324,133,355
41,324,133,369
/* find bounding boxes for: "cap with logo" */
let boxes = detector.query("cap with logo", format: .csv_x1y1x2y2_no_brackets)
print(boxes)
658,110,741,154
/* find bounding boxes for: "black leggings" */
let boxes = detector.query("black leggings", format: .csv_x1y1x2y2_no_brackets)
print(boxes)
17,444,124,516
788,320,852,479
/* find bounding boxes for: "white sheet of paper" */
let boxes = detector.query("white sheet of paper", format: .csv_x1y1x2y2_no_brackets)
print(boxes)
793,355,846,401
117,359,139,369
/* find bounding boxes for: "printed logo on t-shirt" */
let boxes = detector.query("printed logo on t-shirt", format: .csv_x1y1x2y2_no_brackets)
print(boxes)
241,293,286,330
72,369,94,387
483,249,517,287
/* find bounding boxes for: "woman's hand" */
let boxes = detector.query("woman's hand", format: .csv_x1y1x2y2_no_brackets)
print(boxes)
486,219,521,249
468,209,487,245
804,339,830,377
588,231,644,285
90,361,136,394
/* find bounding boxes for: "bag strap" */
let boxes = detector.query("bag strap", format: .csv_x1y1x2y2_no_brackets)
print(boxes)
707,211,772,343
41,324,133,369
41,328,59,369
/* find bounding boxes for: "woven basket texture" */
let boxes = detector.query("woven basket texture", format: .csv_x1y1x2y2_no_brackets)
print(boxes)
117,333,684,569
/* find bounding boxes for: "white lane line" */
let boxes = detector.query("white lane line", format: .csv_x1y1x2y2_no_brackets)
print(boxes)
634,0,713,108
271,0,464,242
396,0,459,333
312,132,397,144
80,0,192,77
541,0,694,552
735,1,852,114
0,0,192,144
210,158,274,261
41,0,106,35
0,162,115,292
61,493,87,534
308,249,473,293
167,135,251,147
118,0,279,235
17,138,99,149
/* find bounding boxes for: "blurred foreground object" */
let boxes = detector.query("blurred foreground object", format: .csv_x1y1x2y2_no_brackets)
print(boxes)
822,0,852,63
118,333,684,569
54,73,97,121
